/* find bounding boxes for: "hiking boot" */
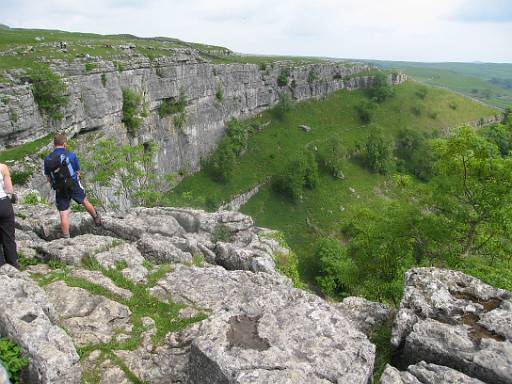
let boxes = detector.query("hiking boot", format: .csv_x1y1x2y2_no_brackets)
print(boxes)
93,212,102,226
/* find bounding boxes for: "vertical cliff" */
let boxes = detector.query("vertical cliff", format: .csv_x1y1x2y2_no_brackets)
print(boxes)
0,50,406,174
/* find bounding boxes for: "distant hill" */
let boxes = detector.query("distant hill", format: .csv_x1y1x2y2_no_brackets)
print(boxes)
367,60,512,109
0,24,9,29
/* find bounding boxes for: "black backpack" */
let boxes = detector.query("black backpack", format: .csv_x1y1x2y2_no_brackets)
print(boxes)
46,152,74,193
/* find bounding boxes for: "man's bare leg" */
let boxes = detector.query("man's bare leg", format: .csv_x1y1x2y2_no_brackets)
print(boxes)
59,209,71,238
82,197,96,217
82,198,101,226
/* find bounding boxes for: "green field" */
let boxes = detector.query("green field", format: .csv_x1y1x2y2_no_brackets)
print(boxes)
0,26,329,82
369,60,512,109
165,81,498,284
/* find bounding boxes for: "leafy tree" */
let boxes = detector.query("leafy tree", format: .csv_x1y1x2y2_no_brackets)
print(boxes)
79,139,175,208
364,124,394,174
203,140,237,183
272,91,294,120
315,238,356,298
122,89,143,136
483,123,512,156
224,118,248,156
277,68,290,87
30,65,68,120
367,72,394,103
355,100,375,124
395,127,435,180
272,151,318,201
320,137,347,178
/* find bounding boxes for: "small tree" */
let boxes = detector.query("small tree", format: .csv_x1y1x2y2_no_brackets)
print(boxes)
272,151,318,201
355,100,375,124
364,124,394,174
122,89,142,136
272,91,294,120
367,72,394,103
30,65,68,120
277,68,290,87
320,137,347,178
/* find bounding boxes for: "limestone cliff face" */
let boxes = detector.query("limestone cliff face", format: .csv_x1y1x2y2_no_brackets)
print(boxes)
0,49,406,174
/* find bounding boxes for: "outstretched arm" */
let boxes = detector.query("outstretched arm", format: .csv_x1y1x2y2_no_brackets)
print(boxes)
1,164,14,194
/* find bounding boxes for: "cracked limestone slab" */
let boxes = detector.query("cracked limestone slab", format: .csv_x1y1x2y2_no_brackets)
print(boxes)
44,281,132,347
69,269,132,300
94,242,149,283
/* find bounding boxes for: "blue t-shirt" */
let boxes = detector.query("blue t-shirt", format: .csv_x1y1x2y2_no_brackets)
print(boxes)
44,147,80,181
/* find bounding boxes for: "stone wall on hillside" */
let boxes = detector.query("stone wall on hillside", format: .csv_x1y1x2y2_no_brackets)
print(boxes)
0,49,406,174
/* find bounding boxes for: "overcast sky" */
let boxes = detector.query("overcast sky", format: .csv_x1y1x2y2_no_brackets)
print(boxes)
1,0,511,62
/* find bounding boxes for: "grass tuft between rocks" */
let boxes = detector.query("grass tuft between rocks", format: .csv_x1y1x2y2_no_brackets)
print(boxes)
33,257,206,383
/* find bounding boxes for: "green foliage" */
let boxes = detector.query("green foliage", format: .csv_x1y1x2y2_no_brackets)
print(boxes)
203,139,237,183
30,64,68,120
211,224,232,243
100,73,107,87
258,62,267,71
415,87,428,99
79,139,174,208
9,109,17,123
10,169,32,185
364,124,394,174
307,69,317,83
272,151,319,202
18,253,40,269
272,91,294,120
411,104,422,116
367,72,394,103
203,119,248,183
0,338,28,384
192,253,205,267
22,191,42,205
84,63,96,72
277,68,290,87
395,127,435,180
215,84,224,103
158,91,187,118
121,88,142,136
173,113,186,130
319,137,347,178
370,322,394,383
314,238,356,298
355,100,375,124
113,61,124,72
274,249,301,288
0,134,52,163
483,123,512,156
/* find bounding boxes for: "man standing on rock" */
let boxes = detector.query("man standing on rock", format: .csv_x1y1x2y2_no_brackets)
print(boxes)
44,133,101,238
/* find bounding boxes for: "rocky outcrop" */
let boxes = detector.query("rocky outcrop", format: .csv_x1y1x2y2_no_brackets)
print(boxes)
390,268,512,384
380,362,485,384
6,203,380,383
0,265,81,384
0,52,406,177
0,362,10,384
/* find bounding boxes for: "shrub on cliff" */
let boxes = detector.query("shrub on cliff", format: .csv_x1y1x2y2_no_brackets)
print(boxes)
158,91,187,118
272,92,294,120
122,88,142,136
277,68,290,87
30,64,68,120
366,72,394,103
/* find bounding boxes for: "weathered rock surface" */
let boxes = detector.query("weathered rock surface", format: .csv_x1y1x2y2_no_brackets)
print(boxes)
380,362,485,384
151,264,375,384
0,265,80,384
336,296,391,336
44,281,132,347
69,269,132,300
391,268,512,384
0,362,10,384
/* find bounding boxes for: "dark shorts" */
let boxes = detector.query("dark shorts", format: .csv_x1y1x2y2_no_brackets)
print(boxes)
55,179,86,211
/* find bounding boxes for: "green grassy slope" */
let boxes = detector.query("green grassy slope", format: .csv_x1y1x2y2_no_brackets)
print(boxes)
368,60,512,108
165,81,498,283
0,27,230,75
0,27,328,79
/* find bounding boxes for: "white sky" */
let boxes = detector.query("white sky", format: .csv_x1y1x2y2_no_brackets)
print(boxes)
1,0,511,62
